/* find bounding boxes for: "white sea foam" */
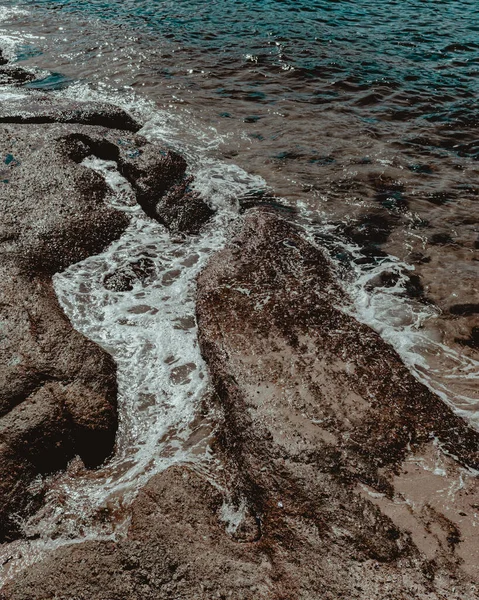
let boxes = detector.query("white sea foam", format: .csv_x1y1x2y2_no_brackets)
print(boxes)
299,211,479,427
219,499,248,535
58,81,234,160
0,88,28,101
0,86,268,583
343,256,479,422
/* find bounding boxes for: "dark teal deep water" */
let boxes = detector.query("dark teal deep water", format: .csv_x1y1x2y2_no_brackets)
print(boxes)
15,2,479,91
4,0,478,158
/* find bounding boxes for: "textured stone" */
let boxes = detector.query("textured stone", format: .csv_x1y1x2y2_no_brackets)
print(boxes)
0,96,141,131
0,95,211,537
1,466,275,600
103,257,156,292
4,210,479,598
195,210,479,597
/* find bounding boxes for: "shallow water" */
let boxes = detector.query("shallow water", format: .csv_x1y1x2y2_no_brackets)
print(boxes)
0,0,478,582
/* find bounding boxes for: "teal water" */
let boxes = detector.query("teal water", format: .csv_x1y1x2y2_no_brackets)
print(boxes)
2,0,477,160
0,0,478,576
10,1,479,118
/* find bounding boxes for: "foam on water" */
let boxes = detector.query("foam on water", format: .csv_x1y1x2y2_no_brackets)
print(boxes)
350,289,478,419
219,499,248,536
49,210,213,512
299,212,479,427
0,80,270,583
343,257,479,418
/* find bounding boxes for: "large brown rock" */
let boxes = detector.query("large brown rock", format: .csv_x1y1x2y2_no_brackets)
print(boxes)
117,143,215,234
1,466,274,600
0,95,141,130
0,121,129,538
54,128,214,234
195,210,479,597
4,209,479,599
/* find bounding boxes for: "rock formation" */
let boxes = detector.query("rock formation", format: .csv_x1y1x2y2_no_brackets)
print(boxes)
0,96,141,130
4,209,479,599
103,257,156,292
196,210,479,597
0,50,477,600
0,118,130,538
0,63,213,539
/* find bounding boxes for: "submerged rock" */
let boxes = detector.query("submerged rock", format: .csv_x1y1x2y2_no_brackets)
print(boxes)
103,257,156,292
5,209,479,598
341,210,398,259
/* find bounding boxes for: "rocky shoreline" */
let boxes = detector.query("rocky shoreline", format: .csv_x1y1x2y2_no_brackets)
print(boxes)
0,55,214,539
0,56,478,599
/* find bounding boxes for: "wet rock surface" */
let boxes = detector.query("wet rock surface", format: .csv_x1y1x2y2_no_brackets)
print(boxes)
1,466,275,600
0,79,212,538
58,129,214,234
0,52,214,236
103,257,156,292
118,146,215,234
0,121,129,538
4,210,479,599
194,210,479,598
0,96,141,131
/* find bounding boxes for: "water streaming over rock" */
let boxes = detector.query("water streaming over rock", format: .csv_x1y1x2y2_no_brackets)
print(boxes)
0,0,478,582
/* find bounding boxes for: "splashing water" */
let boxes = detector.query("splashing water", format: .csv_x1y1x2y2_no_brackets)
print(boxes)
0,82,268,581
299,213,479,427
0,0,478,582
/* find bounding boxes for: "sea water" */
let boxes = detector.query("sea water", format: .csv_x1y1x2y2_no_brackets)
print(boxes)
0,0,478,581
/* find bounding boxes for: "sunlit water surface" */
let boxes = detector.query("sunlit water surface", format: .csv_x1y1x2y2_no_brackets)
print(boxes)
0,0,478,581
